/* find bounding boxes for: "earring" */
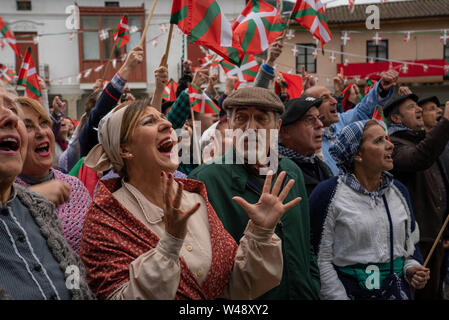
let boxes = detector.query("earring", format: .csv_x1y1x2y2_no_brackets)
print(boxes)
128,153,134,158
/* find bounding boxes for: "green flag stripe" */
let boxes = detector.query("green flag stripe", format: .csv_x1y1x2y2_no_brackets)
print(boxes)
189,1,221,43
1,25,9,36
170,5,188,24
291,8,328,23
243,69,258,77
206,100,220,114
241,19,257,53
250,0,259,12
25,81,41,97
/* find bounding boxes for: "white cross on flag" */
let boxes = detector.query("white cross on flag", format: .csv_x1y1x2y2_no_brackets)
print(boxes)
220,55,260,83
341,31,350,46
99,29,109,41
372,32,382,45
440,30,448,45
404,31,411,43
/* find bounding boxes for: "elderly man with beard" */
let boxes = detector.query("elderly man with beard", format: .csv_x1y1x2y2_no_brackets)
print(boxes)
189,87,320,300
279,96,333,196
384,93,449,299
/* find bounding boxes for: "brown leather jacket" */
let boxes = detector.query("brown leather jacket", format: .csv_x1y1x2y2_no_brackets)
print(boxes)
390,118,449,243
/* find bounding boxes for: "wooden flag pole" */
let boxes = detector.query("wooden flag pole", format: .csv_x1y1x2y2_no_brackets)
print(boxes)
139,0,158,48
160,23,174,67
102,47,116,80
423,213,449,267
190,108,202,166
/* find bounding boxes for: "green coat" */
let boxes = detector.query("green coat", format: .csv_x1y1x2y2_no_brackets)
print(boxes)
189,152,321,300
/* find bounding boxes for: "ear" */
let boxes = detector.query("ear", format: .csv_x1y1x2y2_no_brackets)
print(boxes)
277,118,282,129
120,145,133,160
390,113,402,125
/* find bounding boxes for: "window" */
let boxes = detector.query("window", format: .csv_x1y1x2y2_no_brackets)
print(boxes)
81,16,100,60
296,44,316,74
105,2,120,6
366,40,388,62
17,0,31,11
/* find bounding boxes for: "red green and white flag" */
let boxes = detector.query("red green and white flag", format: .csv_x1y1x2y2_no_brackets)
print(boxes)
220,55,260,82
171,0,244,66
290,0,332,47
162,79,178,101
113,15,130,49
0,64,15,83
0,15,22,57
372,104,390,140
274,72,303,99
188,82,220,114
16,47,41,101
199,53,222,67
444,59,449,77
232,0,286,55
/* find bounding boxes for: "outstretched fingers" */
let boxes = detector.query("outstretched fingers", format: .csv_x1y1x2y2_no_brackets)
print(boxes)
232,196,252,213
262,170,274,194
271,171,286,197
283,197,302,212
278,179,295,203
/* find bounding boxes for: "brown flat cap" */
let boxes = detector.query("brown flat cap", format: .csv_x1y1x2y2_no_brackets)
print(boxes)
223,87,285,113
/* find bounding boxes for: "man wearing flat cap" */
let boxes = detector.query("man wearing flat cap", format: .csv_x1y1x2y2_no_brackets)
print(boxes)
279,96,333,196
385,92,449,299
189,87,320,300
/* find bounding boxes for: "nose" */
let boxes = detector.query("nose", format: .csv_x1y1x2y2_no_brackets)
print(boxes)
330,95,338,105
316,118,324,129
415,105,423,113
158,118,173,133
245,116,257,130
386,138,394,151
0,106,19,130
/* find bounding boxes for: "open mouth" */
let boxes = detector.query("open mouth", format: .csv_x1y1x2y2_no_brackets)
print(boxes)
384,154,393,161
35,142,50,157
157,137,175,155
0,136,20,153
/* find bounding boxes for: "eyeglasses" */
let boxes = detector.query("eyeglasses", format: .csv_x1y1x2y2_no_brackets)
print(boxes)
302,114,325,127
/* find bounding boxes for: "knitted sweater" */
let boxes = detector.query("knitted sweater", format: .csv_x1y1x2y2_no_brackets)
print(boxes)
15,168,91,254
0,184,95,300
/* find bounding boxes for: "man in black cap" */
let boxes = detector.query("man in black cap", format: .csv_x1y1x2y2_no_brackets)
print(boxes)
419,96,443,132
279,96,333,196
385,93,449,299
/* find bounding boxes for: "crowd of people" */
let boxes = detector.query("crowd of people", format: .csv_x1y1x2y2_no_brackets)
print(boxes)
0,36,448,300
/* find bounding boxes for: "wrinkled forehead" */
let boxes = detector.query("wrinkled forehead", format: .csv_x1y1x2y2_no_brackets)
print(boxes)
232,106,273,117
0,87,18,108
421,101,439,110
306,86,329,99
399,99,418,110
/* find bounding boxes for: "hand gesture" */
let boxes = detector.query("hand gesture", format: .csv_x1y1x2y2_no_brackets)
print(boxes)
118,46,144,80
154,66,169,89
192,66,210,87
266,36,284,67
302,66,316,91
162,172,200,240
29,180,71,207
38,76,46,90
224,76,239,95
52,96,66,115
406,265,430,290
398,86,412,96
380,69,399,91
333,68,345,97
232,171,302,230
93,79,103,91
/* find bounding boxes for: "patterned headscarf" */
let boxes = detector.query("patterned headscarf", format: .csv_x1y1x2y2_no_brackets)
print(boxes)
329,120,370,174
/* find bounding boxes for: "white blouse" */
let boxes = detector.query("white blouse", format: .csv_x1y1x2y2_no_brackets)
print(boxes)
108,180,283,300
318,178,421,300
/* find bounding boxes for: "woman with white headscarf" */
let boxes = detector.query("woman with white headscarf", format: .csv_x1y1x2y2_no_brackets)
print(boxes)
80,98,301,300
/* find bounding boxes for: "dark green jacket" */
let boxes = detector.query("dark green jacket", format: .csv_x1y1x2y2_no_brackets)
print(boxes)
189,152,321,300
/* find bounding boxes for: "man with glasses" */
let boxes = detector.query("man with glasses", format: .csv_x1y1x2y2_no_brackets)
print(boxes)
279,96,332,196
303,70,398,174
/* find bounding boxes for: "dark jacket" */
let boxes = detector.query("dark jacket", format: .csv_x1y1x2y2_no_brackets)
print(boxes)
189,150,321,300
79,83,122,157
390,118,449,243
279,145,333,196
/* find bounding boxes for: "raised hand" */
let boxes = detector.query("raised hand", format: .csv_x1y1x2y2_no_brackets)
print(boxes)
192,66,210,87
118,46,144,80
232,171,302,230
266,36,284,67
29,179,71,207
162,172,200,240
302,66,316,90
398,86,412,96
333,68,345,97
380,69,399,91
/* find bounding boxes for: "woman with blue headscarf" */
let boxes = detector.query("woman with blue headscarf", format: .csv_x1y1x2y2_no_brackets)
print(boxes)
309,119,429,300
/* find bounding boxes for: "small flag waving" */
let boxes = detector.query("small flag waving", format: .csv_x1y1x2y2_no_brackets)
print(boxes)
274,72,304,100
162,79,179,102
0,64,15,83
188,82,221,114
199,54,222,67
0,15,22,57
17,47,41,101
171,0,244,66
113,15,130,49
220,55,260,83
290,0,332,47
232,0,286,55
372,104,390,140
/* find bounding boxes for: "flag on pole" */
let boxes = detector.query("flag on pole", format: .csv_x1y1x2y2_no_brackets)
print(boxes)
232,0,286,55
170,0,244,66
290,0,332,47
0,64,15,83
0,15,22,57
372,104,390,140
17,47,41,101
113,15,130,49
188,82,221,114
162,79,178,101
274,72,303,99
219,55,260,82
